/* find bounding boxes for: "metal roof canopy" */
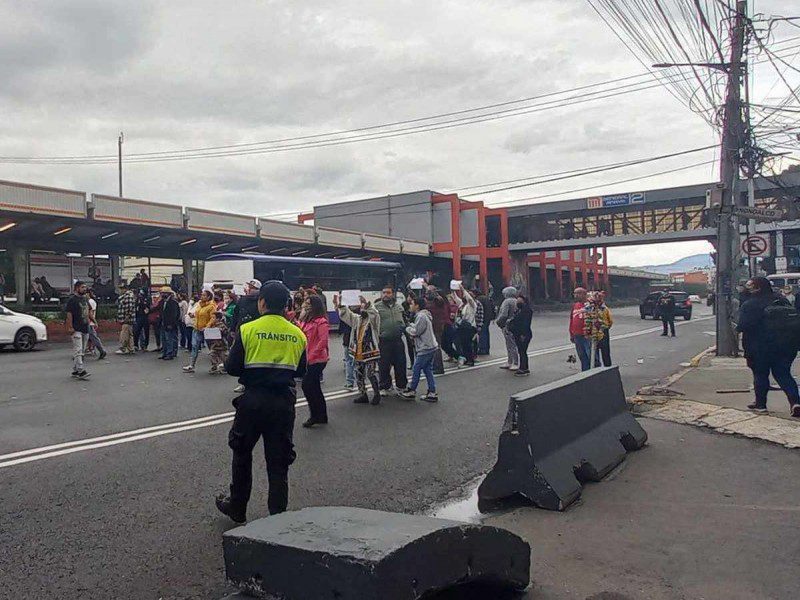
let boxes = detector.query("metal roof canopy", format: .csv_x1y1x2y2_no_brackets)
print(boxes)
206,253,402,269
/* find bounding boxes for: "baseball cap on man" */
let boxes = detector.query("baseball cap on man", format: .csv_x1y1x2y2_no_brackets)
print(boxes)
258,280,290,312
246,279,262,291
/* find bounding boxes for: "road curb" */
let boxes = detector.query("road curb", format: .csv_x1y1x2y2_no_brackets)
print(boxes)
689,345,716,367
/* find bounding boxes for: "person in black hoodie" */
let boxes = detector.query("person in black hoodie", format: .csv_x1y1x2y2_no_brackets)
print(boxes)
737,277,800,417
508,294,533,376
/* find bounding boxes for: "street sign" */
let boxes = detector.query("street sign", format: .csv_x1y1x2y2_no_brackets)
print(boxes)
741,234,770,257
586,192,646,209
776,256,788,273
733,206,784,222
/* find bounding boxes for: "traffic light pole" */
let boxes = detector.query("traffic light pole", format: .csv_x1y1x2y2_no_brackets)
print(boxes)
715,0,747,357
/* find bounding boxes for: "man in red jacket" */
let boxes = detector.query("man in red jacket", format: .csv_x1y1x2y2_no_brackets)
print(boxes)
569,287,591,371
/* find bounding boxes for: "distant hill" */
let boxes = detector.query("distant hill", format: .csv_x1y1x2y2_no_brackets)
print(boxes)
634,254,713,274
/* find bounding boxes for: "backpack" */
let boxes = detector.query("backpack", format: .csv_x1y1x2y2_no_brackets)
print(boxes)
763,299,800,352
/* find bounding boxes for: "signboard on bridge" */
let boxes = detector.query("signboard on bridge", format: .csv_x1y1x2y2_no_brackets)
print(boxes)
732,206,785,222
586,192,645,209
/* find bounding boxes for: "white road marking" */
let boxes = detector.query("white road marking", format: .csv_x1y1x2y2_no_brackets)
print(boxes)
0,315,713,469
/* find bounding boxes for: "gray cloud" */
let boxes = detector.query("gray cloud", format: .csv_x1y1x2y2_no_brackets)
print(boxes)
0,0,795,266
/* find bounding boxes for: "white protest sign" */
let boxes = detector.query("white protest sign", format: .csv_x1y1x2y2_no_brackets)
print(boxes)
340,289,361,306
204,327,222,340
409,278,425,290
450,279,462,290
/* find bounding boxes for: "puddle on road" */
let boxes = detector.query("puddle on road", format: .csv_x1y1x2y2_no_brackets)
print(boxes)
429,476,533,523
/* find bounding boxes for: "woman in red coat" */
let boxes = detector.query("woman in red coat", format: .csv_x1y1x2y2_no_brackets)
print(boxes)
300,294,330,428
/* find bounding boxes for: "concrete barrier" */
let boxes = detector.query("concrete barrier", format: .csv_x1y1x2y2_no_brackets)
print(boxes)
223,506,530,599
478,366,647,511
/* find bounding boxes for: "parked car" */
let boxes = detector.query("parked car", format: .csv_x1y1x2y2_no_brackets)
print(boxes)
639,291,693,320
0,304,48,351
688,294,702,303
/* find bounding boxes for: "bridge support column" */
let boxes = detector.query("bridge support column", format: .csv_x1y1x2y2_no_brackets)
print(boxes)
183,258,193,298
11,245,29,308
555,252,564,301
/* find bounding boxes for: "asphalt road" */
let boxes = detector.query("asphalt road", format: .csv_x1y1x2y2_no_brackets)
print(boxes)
0,305,717,599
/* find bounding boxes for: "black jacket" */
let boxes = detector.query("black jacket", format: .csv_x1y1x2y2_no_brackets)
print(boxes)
232,294,261,331
508,303,533,337
736,292,789,358
161,296,180,329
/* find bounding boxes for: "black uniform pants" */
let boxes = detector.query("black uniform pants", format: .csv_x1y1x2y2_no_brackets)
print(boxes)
378,337,408,390
302,362,328,423
598,330,612,366
661,316,676,336
227,388,296,515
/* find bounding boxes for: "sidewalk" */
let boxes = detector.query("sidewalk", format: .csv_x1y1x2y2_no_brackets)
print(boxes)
631,353,800,449
477,358,800,599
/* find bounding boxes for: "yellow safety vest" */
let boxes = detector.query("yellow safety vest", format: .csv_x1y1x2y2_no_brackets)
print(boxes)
240,314,307,371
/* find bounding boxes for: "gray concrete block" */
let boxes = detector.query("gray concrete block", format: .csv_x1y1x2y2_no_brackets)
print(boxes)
223,506,530,599
479,367,647,511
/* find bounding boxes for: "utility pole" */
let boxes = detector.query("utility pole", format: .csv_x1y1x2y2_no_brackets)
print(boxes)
715,0,747,357
118,131,124,197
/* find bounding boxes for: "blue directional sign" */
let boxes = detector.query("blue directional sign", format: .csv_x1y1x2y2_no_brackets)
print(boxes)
586,192,646,209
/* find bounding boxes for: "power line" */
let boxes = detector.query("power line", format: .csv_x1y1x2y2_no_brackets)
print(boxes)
0,74,698,165
0,71,661,162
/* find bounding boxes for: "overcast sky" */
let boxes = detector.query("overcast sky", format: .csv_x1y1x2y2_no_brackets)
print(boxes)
0,0,796,266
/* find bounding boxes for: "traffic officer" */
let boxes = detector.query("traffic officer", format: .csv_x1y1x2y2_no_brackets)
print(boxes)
215,280,307,523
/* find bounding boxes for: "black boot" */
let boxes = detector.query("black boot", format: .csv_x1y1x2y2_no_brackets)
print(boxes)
215,494,246,523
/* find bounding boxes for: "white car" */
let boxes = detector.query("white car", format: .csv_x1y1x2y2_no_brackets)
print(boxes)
0,304,48,351
688,294,702,303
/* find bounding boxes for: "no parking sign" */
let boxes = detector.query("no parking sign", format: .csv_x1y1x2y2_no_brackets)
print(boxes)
741,234,770,257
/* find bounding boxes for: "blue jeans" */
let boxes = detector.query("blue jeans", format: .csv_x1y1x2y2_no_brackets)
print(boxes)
161,327,178,358
478,323,490,355
409,350,436,393
343,350,355,386
190,329,205,366
574,335,592,371
749,352,800,408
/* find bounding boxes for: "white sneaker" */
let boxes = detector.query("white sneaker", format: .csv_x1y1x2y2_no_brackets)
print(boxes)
114,349,127,355
457,357,466,367
233,384,245,393
379,389,390,397
509,364,519,371
182,365,195,373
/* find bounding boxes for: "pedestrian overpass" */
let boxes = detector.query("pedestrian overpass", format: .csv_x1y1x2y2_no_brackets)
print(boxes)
506,172,800,251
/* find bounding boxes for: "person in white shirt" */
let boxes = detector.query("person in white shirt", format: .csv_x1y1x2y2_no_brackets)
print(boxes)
86,289,107,360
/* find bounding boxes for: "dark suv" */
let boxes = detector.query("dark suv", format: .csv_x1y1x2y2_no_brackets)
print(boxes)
640,291,692,320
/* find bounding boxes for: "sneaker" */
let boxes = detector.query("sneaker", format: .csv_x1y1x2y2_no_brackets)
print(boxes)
420,391,439,403
399,388,416,399
76,371,91,380
370,393,381,406
746,402,768,414
302,418,327,428
71,370,79,378
215,494,246,524
343,383,355,391
660,333,668,337
514,369,531,377
97,351,107,360
457,357,466,368
233,384,245,393
792,404,800,418
114,349,127,355
182,365,195,373
354,395,369,404
499,365,512,370
509,364,519,371
379,389,391,397
209,367,219,375
445,356,458,363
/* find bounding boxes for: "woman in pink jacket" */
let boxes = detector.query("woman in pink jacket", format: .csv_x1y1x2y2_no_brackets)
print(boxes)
300,294,330,428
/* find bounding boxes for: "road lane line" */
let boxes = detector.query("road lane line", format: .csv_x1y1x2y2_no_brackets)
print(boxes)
0,315,712,469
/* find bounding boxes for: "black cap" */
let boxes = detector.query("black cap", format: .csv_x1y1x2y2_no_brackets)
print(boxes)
258,280,291,312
